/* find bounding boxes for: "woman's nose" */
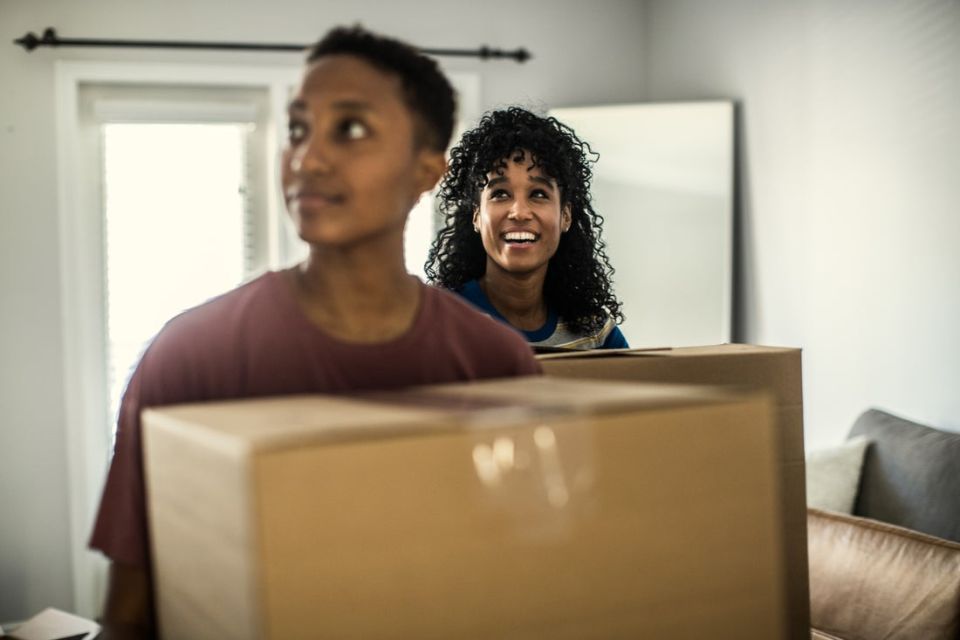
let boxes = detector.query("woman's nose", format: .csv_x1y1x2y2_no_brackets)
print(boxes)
507,199,533,220
290,136,332,174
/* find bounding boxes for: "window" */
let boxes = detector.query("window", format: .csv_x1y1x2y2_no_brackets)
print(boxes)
102,122,252,429
79,84,275,447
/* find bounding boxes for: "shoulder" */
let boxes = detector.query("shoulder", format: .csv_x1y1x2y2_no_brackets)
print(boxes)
602,324,629,349
427,284,515,337
149,270,289,358
423,285,541,375
453,279,496,314
158,271,279,339
135,272,283,402
456,279,483,300
591,314,629,349
541,313,627,350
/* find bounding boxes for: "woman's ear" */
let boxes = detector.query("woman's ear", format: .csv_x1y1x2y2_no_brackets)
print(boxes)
472,209,480,233
562,205,573,232
415,150,448,195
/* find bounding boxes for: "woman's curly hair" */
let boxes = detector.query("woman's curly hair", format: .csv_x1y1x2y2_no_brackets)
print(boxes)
425,106,623,334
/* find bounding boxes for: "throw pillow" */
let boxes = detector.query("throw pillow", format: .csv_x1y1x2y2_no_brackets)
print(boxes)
805,436,869,513
849,408,960,542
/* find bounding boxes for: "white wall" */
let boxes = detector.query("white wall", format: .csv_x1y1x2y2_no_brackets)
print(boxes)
642,0,960,448
16,0,957,622
0,0,646,621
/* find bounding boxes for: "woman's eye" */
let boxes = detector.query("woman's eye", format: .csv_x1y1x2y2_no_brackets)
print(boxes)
531,189,550,199
489,189,510,200
338,118,369,141
287,121,307,144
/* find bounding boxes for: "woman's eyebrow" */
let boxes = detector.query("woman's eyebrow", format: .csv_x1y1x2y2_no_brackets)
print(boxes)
484,174,556,190
529,175,557,189
329,99,374,112
286,99,373,113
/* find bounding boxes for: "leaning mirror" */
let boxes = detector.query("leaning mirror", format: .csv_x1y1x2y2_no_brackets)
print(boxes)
550,102,734,348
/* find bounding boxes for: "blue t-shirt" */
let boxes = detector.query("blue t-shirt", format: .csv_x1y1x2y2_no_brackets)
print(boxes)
458,279,628,350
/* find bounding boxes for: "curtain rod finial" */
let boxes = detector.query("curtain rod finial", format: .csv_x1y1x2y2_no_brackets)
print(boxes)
14,27,58,52
14,31,39,52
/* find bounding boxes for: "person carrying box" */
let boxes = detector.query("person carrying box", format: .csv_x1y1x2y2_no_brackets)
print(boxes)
89,26,541,638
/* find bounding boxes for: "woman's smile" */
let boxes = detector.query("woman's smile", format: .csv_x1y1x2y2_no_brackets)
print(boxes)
502,230,540,246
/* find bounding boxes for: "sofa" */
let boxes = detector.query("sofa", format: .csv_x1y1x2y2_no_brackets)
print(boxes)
806,409,960,640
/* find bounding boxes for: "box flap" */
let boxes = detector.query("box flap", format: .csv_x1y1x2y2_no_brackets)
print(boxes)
534,346,672,360
144,377,748,453
403,374,734,411
536,343,799,361
144,394,459,454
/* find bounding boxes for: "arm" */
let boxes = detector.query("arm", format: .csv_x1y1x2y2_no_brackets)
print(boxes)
90,346,167,638
92,308,220,638
99,561,156,639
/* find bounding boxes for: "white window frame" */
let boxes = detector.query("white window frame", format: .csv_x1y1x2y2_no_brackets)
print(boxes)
55,60,479,617
57,61,299,617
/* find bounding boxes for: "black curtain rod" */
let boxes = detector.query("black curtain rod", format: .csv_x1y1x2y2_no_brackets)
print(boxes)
14,28,531,62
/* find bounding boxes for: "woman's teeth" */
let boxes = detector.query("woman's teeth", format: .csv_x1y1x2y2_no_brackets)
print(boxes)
503,231,537,243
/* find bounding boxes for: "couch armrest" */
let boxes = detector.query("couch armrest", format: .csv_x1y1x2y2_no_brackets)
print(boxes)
808,507,960,640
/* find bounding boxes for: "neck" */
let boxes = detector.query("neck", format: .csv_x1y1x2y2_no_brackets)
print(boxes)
289,233,420,342
480,261,549,331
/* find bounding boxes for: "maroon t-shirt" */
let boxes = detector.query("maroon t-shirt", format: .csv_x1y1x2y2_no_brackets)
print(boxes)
90,271,540,567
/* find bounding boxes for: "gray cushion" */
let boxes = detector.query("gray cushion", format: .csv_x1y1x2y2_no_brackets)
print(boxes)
849,409,960,542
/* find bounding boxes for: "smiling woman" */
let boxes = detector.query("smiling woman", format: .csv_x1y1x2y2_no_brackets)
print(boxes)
426,107,627,350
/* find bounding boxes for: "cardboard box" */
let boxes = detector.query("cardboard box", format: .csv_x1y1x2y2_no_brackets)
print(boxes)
539,344,808,639
3,608,100,640
144,376,787,639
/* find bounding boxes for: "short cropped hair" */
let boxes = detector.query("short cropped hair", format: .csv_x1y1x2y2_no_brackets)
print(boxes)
307,26,456,152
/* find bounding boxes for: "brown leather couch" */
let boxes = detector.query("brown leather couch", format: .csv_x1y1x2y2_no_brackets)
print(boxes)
807,409,960,639
807,507,960,640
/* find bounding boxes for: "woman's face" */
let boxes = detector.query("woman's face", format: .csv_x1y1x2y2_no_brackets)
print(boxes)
474,150,571,279
281,54,445,249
